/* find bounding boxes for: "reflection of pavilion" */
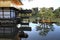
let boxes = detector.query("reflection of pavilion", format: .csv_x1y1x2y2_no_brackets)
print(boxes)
36,23,54,36
0,0,32,40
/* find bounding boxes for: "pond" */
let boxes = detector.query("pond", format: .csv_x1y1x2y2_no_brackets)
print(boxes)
22,22,60,40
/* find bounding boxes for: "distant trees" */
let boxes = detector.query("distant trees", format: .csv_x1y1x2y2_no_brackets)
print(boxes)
31,7,60,22
54,7,60,18
38,7,54,21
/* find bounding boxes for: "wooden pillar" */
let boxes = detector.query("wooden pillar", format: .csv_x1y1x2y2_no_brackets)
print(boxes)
14,33,21,40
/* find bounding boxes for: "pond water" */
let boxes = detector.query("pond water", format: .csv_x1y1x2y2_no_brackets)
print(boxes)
22,22,60,40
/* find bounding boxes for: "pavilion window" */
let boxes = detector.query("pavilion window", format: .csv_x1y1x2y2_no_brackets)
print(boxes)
0,8,3,18
0,12,3,18
4,9,10,18
4,12,10,18
0,8,15,19
10,10,15,18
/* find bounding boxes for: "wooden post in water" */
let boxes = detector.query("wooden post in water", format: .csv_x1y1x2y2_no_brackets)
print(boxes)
14,33,21,40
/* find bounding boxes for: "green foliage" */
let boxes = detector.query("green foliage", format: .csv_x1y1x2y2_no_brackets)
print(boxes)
31,7,60,22
54,7,60,18
38,7,55,20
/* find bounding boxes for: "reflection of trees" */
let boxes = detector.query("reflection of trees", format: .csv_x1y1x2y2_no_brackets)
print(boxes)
55,22,60,26
36,23,54,36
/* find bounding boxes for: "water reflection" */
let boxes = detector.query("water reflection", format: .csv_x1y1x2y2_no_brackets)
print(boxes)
22,22,60,40
55,22,60,26
36,23,54,36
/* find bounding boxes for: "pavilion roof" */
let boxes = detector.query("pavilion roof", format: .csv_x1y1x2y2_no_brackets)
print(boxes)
0,0,23,7
12,0,23,6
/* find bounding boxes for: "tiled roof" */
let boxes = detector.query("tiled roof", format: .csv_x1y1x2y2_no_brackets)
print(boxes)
12,0,23,6
0,0,23,6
